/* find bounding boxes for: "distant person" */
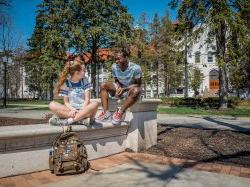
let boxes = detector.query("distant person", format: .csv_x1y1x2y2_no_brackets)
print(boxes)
97,49,142,125
48,60,98,126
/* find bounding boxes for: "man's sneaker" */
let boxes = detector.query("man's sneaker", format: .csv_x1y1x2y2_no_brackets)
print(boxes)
49,117,70,126
96,111,112,121
112,109,123,125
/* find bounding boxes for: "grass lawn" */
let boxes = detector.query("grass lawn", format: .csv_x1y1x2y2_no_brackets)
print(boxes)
0,99,63,109
0,105,49,110
1,99,250,117
158,106,250,117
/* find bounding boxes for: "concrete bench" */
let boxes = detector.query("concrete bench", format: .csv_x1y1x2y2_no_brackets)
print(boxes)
0,99,161,177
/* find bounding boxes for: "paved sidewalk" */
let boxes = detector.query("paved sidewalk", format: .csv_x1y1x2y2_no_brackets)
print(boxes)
41,162,250,187
157,114,250,132
1,152,250,187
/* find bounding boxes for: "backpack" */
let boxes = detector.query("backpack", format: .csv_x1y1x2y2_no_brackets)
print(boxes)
49,129,89,175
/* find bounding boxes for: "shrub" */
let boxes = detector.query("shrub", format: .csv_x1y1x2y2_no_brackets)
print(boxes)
228,97,240,108
160,97,240,108
238,99,250,107
202,97,220,108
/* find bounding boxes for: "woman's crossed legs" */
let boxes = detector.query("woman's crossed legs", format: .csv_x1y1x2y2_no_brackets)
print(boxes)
48,101,98,126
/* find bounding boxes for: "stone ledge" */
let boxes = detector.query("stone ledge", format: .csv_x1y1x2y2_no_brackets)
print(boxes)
0,122,129,177
0,121,129,153
0,121,129,140
92,98,162,112
0,99,161,177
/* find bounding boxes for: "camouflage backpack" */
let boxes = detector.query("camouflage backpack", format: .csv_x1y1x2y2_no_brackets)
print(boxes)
49,129,89,175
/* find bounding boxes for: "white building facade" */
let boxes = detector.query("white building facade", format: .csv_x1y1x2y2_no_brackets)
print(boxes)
140,29,220,98
185,30,219,97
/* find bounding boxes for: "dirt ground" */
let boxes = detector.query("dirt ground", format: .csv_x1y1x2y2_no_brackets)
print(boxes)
142,124,250,167
0,117,48,126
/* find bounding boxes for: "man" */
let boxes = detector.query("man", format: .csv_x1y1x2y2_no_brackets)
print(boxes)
97,49,142,125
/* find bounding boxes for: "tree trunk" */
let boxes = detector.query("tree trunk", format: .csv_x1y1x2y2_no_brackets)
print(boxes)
217,20,228,109
49,78,54,101
164,76,168,96
89,37,99,98
237,90,240,98
164,62,169,96
97,62,100,98
91,53,97,98
21,68,23,99
156,60,159,98
184,32,189,98
218,66,228,108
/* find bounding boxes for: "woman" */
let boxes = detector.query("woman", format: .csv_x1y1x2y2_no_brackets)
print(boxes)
48,60,98,126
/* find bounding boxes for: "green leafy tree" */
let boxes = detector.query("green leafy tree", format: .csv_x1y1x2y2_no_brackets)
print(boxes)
227,0,250,97
25,12,47,98
0,0,11,106
73,0,133,97
170,0,249,108
229,62,247,97
191,67,202,98
26,0,72,100
157,13,183,96
27,0,133,99
130,12,151,97
149,13,161,97
131,12,183,98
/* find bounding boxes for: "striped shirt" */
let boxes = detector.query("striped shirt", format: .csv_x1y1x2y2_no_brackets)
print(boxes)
112,61,142,87
59,77,92,97
59,77,92,109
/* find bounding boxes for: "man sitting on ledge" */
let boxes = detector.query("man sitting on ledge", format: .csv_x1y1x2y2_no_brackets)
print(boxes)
97,49,142,125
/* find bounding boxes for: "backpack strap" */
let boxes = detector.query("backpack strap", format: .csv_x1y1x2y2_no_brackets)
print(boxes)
52,131,78,147
67,79,72,88
80,78,84,88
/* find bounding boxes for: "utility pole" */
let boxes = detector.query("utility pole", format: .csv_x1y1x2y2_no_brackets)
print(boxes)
21,67,24,99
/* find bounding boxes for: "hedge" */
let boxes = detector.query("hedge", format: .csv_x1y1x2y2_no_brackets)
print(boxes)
160,97,241,108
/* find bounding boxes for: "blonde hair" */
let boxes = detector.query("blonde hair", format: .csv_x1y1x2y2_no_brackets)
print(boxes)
54,61,84,95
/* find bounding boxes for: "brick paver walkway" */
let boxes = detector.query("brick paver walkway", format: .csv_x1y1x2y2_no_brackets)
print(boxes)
1,152,250,187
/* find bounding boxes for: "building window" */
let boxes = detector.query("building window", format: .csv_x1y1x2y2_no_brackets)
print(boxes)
195,51,200,63
208,51,213,63
176,88,183,94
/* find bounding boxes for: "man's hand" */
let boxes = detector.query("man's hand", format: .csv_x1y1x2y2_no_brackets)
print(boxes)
116,87,126,97
69,109,78,118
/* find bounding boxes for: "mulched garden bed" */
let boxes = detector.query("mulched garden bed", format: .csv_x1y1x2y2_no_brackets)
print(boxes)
0,117,48,126
142,124,250,167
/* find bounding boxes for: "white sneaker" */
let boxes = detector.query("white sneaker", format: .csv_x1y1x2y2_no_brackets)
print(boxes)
49,117,70,126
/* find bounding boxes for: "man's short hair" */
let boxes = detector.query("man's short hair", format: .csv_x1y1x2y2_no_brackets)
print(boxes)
117,47,130,58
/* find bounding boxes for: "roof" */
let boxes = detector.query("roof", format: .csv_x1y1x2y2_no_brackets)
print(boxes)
67,48,114,63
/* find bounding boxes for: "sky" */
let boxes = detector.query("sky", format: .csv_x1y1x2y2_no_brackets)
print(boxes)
7,0,177,47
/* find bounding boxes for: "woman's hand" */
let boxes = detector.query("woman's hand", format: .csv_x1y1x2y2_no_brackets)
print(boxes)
69,109,78,118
